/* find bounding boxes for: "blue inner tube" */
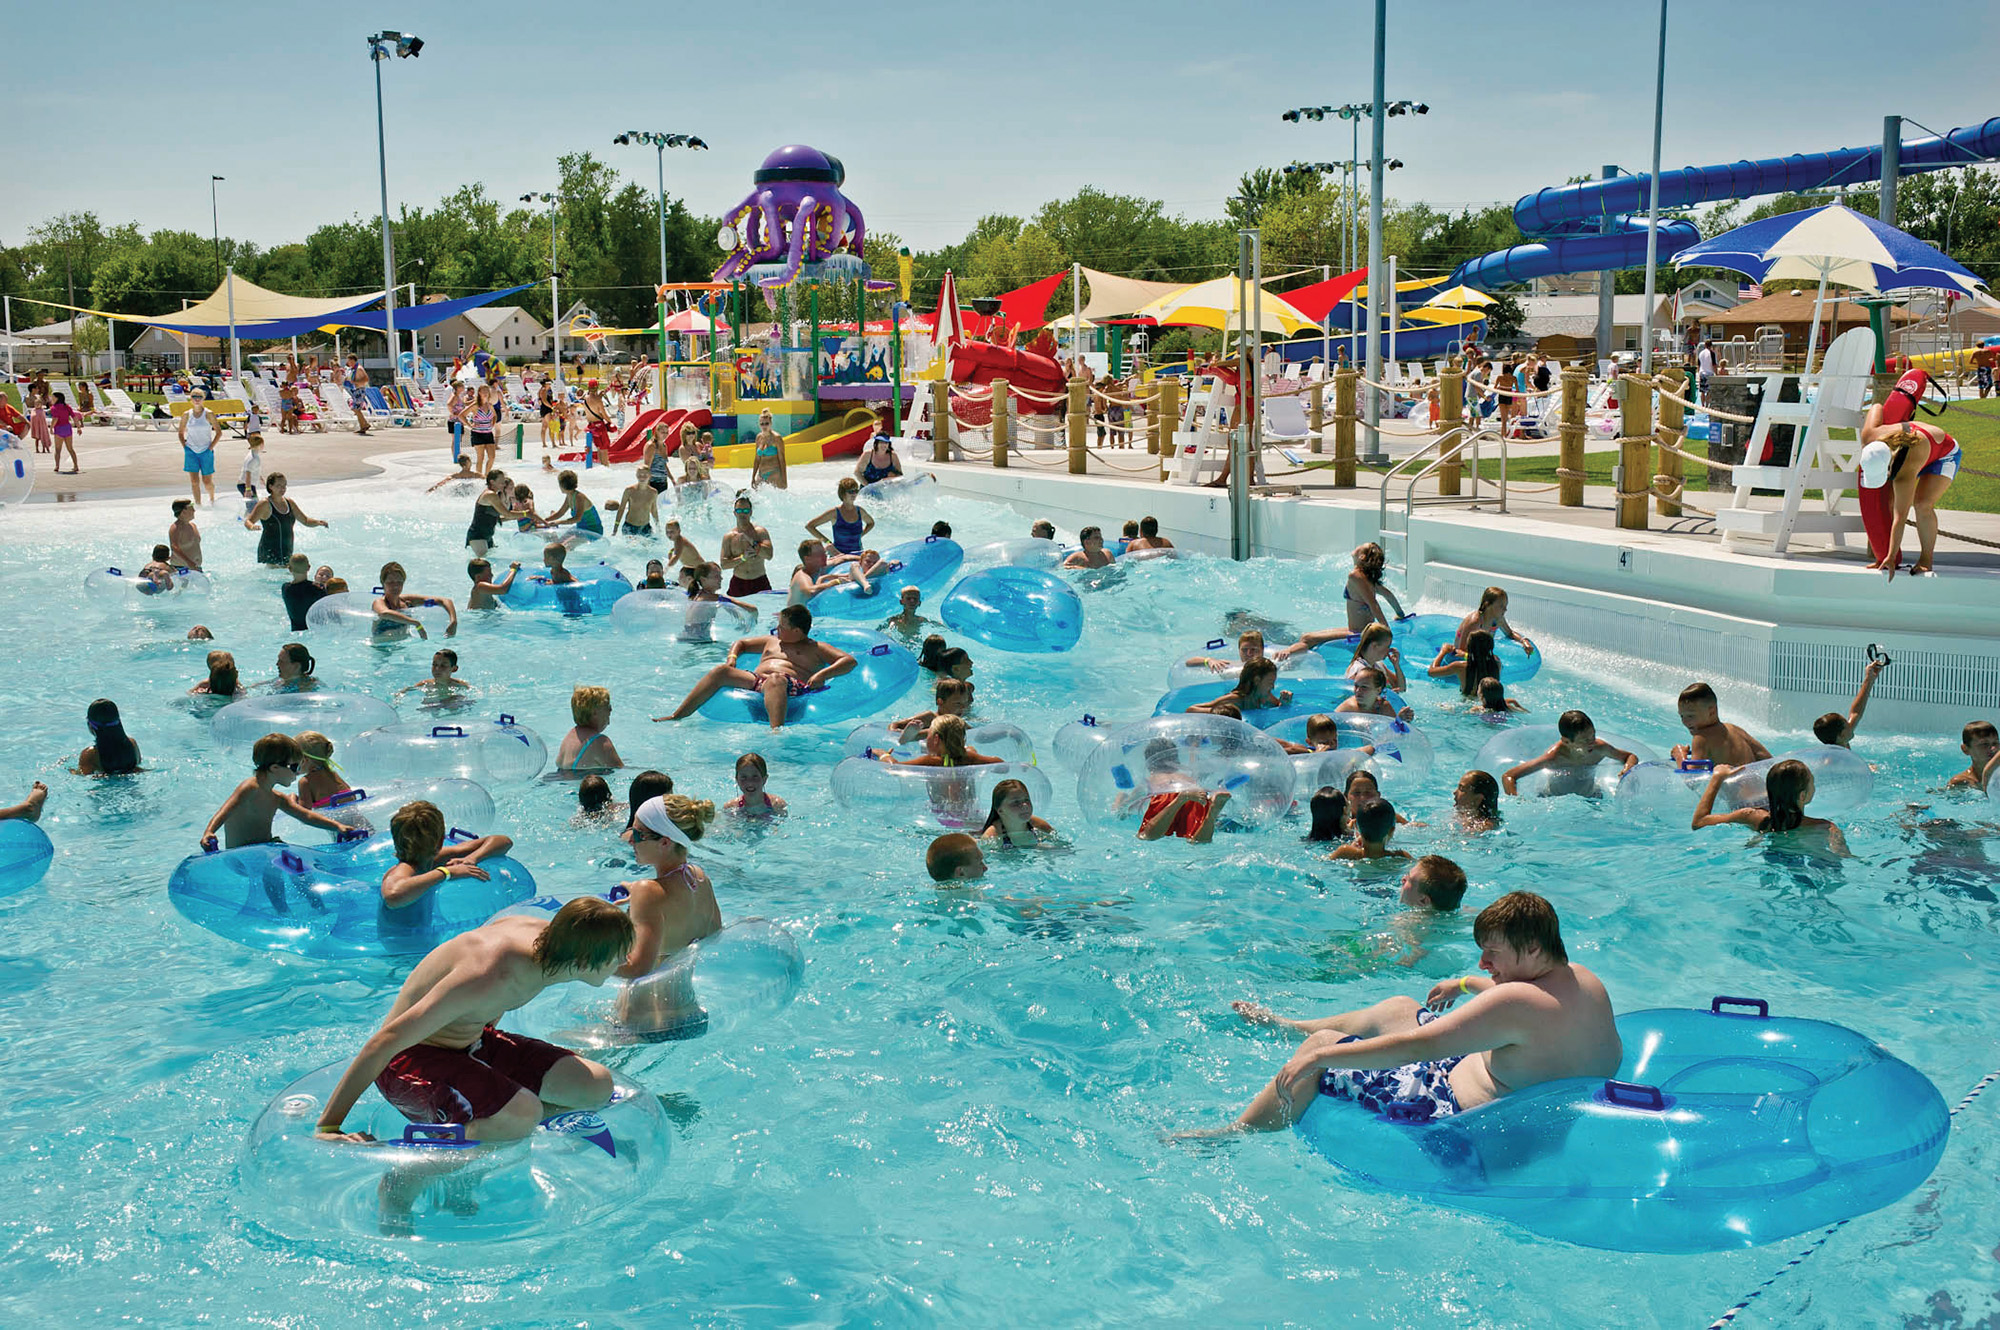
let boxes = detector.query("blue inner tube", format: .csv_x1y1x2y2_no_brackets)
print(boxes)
0,820,54,898
1388,612,1542,684
938,566,1083,653
809,537,963,620
167,834,534,958
1294,1000,1948,1253
502,562,632,615
696,627,919,726
1152,678,1407,729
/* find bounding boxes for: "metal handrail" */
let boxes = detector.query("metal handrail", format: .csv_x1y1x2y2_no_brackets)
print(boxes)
1376,422,1510,537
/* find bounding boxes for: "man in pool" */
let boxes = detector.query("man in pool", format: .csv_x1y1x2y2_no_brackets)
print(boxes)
653,604,857,729
720,493,776,596
1062,526,1115,570
309,897,634,1229
788,539,852,607
1184,891,1618,1136
1501,709,1640,797
1671,681,1770,767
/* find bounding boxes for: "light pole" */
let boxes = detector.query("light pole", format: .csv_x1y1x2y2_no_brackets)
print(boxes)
209,176,224,286
367,30,423,380
1639,0,1668,374
613,130,708,405
522,192,563,388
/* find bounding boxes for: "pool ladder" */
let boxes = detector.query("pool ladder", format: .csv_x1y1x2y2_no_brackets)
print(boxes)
1376,423,1508,576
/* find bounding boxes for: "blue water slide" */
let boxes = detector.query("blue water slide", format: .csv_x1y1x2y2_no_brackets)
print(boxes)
1455,116,2000,289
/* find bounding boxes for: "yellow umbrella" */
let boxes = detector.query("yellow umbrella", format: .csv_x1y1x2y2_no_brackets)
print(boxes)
1421,284,1496,309
1136,275,1319,337
1400,305,1488,327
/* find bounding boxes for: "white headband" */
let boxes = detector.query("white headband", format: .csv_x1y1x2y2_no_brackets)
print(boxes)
634,796,692,849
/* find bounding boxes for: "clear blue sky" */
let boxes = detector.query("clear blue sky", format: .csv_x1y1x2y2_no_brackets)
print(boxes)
11,0,1999,260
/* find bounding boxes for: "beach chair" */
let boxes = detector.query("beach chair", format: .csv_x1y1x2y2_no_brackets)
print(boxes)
1261,393,1321,448
1714,327,1875,556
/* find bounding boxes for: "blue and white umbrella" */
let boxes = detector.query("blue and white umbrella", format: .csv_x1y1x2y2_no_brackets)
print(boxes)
1674,203,1985,371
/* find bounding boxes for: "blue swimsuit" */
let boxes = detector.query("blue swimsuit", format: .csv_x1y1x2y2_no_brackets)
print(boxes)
831,509,864,555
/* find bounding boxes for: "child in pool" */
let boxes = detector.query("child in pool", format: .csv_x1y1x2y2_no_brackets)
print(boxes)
1186,658,1292,715
374,561,459,641
509,484,543,533
1184,629,1273,676
662,519,704,576
75,699,142,775
1232,857,1471,1009
556,685,624,773
1303,787,1347,842
1813,654,1887,748
464,558,522,610
189,650,242,697
1342,768,1411,827
573,775,621,826
639,559,670,590
612,466,660,537
200,732,354,850
139,545,177,593
1692,759,1848,855
1131,739,1233,843
1947,720,1998,791
1671,681,1771,767
686,561,756,615
725,751,787,819
1345,623,1407,691
1271,713,1362,758
542,469,603,541
1475,677,1529,718
1454,587,1535,656
891,677,974,743
425,456,480,492
1061,526,1116,570
1337,667,1414,721
918,637,975,681
876,715,1002,767
979,778,1054,848
1502,709,1640,796
1427,629,1500,698
394,648,471,704
295,731,349,807
616,795,721,978
1329,797,1411,862
379,799,516,919
927,831,987,883
879,586,936,639
1454,771,1503,833
542,542,577,585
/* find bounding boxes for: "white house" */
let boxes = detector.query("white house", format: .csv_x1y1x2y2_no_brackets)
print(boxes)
417,306,548,364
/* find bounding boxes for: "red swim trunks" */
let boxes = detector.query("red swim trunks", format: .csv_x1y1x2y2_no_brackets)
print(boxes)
1145,790,1209,839
727,573,773,596
375,1026,574,1124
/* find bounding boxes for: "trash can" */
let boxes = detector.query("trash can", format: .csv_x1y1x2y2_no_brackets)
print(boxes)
1702,373,1799,493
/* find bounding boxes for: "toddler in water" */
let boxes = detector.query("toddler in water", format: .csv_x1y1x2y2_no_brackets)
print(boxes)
725,752,786,818
1501,709,1640,797
542,542,576,585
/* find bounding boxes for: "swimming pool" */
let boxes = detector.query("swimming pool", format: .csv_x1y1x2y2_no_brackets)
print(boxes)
0,454,1994,1325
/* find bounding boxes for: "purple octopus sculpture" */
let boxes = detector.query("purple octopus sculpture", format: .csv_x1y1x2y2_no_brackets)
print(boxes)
713,144,868,290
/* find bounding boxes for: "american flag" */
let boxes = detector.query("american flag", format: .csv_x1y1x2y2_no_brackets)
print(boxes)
1737,283,1763,300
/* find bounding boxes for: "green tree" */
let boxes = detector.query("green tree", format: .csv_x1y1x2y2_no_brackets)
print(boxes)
1226,166,1322,230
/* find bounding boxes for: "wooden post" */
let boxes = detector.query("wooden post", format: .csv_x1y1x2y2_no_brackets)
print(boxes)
1332,367,1357,488
1144,382,1161,455
931,380,950,464
1617,371,1651,530
1156,377,1180,482
1558,365,1587,507
1438,367,1464,496
1308,379,1325,454
1067,374,1088,475
991,377,1010,469
1655,367,1685,518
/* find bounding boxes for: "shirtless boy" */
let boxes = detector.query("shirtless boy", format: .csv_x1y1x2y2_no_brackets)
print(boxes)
308,898,634,1229
1671,681,1771,766
1061,526,1115,570
169,500,203,571
379,800,516,933
1949,720,1999,791
613,465,661,536
1186,890,1618,1136
1814,654,1887,748
374,561,459,641
720,493,776,596
201,733,357,850
394,648,471,703
1502,709,1641,796
879,585,934,639
662,519,703,576
1328,797,1410,861
654,604,858,729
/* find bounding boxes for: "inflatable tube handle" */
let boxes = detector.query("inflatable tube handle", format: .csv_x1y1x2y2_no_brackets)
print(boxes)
446,827,474,843
106,566,123,576
334,828,372,845
430,725,467,738
278,850,306,873
1205,638,1225,650
1081,714,1097,727
870,644,890,656
1599,1079,1671,1112
395,1123,476,1149
498,713,517,726
1711,995,1770,1018
1676,758,1715,773
606,883,631,904
1110,765,1134,790
320,789,367,808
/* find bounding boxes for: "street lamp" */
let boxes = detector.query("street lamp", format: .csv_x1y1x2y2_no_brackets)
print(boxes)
522,191,563,387
367,29,423,383
613,129,709,404
1283,101,1424,289
209,176,224,285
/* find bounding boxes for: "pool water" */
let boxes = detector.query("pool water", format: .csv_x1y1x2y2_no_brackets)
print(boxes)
0,454,1995,1326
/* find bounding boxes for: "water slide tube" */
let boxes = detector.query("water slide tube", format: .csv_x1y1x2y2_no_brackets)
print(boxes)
710,407,877,470
1453,116,2000,291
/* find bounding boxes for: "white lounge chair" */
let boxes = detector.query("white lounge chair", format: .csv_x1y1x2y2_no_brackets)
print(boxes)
1714,327,1875,556
1262,392,1321,448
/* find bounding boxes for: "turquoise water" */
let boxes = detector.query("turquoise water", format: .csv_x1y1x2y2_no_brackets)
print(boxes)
1,454,1995,1327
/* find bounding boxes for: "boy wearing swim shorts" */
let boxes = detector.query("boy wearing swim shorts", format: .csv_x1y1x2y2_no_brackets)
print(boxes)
200,732,356,850
1502,709,1640,796
1671,682,1770,767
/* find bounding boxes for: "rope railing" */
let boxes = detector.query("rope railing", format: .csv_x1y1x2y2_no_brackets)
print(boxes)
1617,371,1757,424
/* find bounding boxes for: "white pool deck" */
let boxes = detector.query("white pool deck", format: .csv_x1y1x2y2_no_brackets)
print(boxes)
921,439,2000,737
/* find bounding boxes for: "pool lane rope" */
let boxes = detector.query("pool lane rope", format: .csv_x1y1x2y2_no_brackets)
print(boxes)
1705,1062,2000,1329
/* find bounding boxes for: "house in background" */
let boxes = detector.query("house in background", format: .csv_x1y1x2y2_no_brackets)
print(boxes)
1672,278,1741,323
1699,290,1914,361
1517,294,1672,360
128,325,222,367
417,306,547,365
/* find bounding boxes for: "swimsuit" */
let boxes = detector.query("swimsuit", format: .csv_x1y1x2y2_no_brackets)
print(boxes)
1144,790,1210,839
1317,1009,1463,1122
860,450,899,483
257,500,297,565
728,573,773,597
831,509,864,555
577,506,603,535
376,1025,572,1125
649,452,672,491
465,497,500,548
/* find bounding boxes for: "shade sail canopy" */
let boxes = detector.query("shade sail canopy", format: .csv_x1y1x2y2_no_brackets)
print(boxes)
333,283,535,333
136,273,388,337
1077,267,1195,321
1137,275,1320,336
1278,268,1367,323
